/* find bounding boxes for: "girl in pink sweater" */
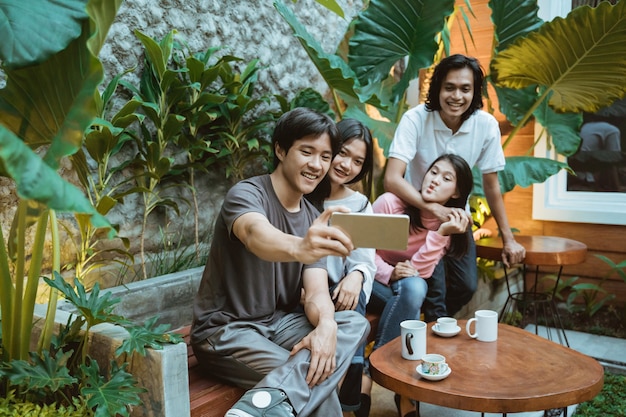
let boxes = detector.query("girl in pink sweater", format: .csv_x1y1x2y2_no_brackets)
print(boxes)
358,154,473,417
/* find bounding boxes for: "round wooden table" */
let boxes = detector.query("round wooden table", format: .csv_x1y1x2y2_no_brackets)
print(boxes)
370,321,604,415
475,235,587,346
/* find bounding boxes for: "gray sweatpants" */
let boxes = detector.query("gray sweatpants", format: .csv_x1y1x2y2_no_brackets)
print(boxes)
192,310,369,417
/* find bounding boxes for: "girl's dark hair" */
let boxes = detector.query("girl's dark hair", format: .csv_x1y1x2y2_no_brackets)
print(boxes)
272,107,339,169
405,153,474,258
306,118,375,210
425,54,485,123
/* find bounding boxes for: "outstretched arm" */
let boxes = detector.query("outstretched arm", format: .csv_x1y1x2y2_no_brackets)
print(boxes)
232,206,354,264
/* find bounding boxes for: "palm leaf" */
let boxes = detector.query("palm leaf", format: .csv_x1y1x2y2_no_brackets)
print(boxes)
492,1,626,113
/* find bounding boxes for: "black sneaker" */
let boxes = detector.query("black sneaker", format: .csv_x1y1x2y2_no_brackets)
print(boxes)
225,388,295,417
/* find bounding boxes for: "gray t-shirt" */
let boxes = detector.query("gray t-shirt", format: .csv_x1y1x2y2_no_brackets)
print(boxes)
191,174,325,343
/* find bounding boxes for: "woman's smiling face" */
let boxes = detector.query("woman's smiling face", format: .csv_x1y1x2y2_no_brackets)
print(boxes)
328,138,367,186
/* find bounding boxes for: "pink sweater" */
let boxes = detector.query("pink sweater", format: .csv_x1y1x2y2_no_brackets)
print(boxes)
373,193,450,285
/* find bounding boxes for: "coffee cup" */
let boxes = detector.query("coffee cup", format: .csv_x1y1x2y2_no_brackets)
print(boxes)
400,320,427,360
434,317,457,333
421,353,449,375
466,309,498,342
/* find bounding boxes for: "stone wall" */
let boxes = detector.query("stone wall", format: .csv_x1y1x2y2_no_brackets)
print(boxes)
0,0,363,280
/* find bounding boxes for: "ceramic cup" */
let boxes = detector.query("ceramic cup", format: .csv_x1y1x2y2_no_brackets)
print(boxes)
466,309,498,342
421,353,449,375
400,320,427,360
434,317,457,333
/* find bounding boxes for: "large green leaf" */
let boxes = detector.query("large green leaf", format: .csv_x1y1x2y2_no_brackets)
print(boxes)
1,350,77,392
81,361,144,417
472,156,570,196
489,0,543,53
499,156,570,194
0,127,112,231
116,317,183,357
274,0,384,108
0,0,123,170
348,0,455,103
0,0,88,67
533,97,582,156
492,1,626,113
45,273,126,328
493,85,538,127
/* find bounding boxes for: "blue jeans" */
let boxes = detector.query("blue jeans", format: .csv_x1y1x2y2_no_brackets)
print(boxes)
423,229,477,322
328,283,368,364
368,276,428,350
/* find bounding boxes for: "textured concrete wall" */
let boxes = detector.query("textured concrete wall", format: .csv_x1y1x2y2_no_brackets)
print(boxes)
1,0,363,280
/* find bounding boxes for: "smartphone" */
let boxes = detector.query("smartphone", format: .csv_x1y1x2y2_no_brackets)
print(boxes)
330,212,409,250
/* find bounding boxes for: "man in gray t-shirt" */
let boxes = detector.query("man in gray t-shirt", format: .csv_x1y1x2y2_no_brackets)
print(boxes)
191,108,369,417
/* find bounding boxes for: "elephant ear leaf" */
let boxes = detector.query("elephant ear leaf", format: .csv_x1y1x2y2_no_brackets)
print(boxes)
533,97,582,157
498,156,570,194
348,0,455,103
0,0,88,67
491,1,626,114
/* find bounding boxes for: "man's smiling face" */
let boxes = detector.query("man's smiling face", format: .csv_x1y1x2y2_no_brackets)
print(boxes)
438,67,474,130
277,134,333,195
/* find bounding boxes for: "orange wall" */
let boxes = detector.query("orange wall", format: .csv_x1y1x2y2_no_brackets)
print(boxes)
450,0,626,304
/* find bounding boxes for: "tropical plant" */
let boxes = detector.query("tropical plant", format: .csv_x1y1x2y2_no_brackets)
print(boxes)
114,29,192,280
112,29,281,279
548,254,625,318
0,0,119,364
0,0,164,413
1,272,183,415
67,72,140,286
201,56,277,181
275,0,626,197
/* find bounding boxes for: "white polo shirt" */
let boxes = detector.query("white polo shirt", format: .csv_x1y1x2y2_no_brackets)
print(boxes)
388,104,505,187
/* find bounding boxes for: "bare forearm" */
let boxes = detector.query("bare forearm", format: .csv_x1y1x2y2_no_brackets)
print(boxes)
304,290,336,327
241,219,301,262
483,174,515,242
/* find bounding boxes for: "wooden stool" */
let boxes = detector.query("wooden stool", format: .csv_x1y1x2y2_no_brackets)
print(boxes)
475,235,587,347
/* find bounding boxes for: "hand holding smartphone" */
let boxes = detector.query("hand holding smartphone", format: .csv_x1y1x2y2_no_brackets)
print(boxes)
330,212,409,250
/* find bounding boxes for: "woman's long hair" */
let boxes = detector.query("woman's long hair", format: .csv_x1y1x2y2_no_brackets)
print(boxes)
405,154,474,258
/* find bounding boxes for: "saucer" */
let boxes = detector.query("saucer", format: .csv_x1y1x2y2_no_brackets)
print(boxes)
416,365,452,381
432,325,461,337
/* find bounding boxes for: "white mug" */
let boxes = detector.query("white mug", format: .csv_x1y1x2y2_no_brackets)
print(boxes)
400,320,427,360
466,310,498,342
